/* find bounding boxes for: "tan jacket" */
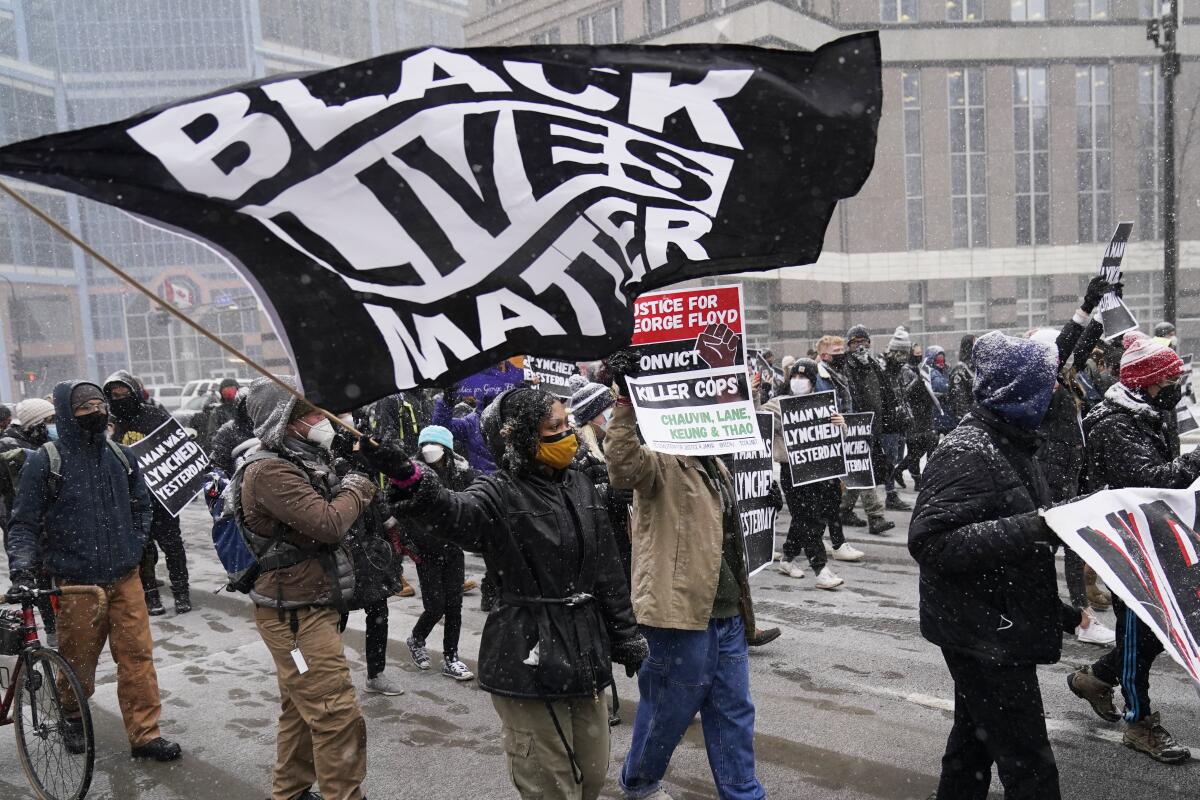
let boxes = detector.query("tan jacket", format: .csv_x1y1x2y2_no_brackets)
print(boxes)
241,456,376,607
605,404,754,632
759,396,790,465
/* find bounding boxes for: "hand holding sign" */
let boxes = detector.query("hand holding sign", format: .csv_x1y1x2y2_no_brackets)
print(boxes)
605,349,642,397
696,323,741,369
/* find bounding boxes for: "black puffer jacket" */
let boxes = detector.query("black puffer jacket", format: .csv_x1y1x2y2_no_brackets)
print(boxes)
844,353,903,433
209,398,255,475
396,464,637,700
909,407,1068,666
1082,383,1200,493
946,335,977,422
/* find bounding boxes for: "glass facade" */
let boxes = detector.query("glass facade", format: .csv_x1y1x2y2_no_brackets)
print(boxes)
946,0,983,22
949,67,987,248
902,70,924,250
1013,67,1050,246
579,5,623,44
882,0,918,22
1011,0,1046,20
1076,65,1112,243
1137,65,1162,241
645,0,681,33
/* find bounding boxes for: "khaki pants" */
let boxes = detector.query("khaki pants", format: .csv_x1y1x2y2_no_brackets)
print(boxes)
840,486,885,520
56,568,162,746
492,693,611,800
255,606,366,800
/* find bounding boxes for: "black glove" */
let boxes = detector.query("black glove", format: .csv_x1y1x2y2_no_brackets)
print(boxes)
7,569,36,599
1081,275,1117,314
604,349,642,397
358,436,416,481
1021,511,1057,543
330,427,358,461
610,633,649,678
769,480,784,513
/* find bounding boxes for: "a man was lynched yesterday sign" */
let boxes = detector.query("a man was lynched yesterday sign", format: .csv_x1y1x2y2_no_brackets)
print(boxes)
726,412,778,576
779,391,846,487
841,411,876,489
522,355,578,398
624,284,762,455
129,418,211,517
0,37,881,411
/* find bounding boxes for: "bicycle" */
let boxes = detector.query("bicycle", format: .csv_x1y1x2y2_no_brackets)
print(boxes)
0,585,107,800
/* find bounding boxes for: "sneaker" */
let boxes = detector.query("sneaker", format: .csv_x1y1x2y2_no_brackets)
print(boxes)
1123,712,1191,764
830,543,864,562
814,567,844,590
442,656,475,682
1076,619,1116,647
173,587,192,614
406,636,431,670
775,557,805,579
61,715,85,755
461,579,477,594
365,674,406,696
145,591,166,617
868,517,895,535
840,510,868,528
1067,666,1120,722
130,736,183,761
885,492,912,511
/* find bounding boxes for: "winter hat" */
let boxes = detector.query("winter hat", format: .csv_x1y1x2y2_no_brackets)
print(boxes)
887,327,911,353
570,381,615,425
566,374,589,393
1028,328,1059,349
780,355,796,375
846,324,870,344
1119,331,1184,389
245,375,302,449
418,425,453,450
15,398,54,427
971,331,1058,430
68,383,106,413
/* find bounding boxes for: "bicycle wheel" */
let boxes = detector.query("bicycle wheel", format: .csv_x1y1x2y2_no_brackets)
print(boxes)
13,648,95,800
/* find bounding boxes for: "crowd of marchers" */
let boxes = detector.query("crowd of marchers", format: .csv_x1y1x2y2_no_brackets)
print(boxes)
1,273,1198,800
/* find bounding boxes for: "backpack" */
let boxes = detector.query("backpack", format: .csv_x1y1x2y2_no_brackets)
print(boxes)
206,470,259,593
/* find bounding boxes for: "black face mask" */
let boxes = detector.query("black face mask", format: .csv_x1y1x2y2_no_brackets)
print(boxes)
830,354,847,370
909,354,921,367
1148,384,1183,411
76,411,109,434
109,396,139,419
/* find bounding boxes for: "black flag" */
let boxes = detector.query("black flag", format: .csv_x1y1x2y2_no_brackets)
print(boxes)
0,36,881,411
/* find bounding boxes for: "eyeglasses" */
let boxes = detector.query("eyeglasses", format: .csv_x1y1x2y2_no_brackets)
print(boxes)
74,400,107,412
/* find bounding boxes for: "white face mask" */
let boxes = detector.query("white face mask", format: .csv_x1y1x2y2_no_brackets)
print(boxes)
596,408,614,429
421,444,446,464
303,418,336,450
790,378,813,396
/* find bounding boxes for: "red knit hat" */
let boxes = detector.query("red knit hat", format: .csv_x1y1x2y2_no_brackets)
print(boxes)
1120,331,1184,389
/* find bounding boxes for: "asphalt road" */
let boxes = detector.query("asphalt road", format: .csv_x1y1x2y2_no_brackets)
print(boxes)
1,481,1197,800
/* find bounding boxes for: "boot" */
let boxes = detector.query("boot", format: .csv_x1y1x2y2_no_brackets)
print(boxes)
885,491,912,511
398,575,415,598
1067,666,1119,722
173,586,192,614
868,517,895,535
891,468,907,489
62,715,86,755
1123,712,1191,763
145,589,166,617
461,579,477,594
130,736,182,761
840,509,868,528
1085,567,1111,610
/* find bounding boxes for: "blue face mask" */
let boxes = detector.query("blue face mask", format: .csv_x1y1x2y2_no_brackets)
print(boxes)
45,424,58,441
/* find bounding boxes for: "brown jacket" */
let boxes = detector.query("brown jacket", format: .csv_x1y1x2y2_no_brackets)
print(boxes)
241,455,376,607
605,403,754,632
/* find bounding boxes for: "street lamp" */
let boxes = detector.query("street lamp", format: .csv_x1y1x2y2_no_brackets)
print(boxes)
0,274,25,399
1147,2,1181,325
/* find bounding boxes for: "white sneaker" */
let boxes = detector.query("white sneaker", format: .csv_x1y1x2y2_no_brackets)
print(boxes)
1077,619,1116,646
830,543,865,562
776,557,805,579
814,566,844,590
365,674,406,695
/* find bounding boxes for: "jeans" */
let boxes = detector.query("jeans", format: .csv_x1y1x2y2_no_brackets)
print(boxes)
620,617,765,800
880,433,905,493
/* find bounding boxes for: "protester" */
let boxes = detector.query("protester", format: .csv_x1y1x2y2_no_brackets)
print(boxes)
764,358,860,588
393,386,644,800
895,345,950,488
6,381,182,761
569,380,633,579
104,370,191,615
209,390,256,475
841,324,905,526
400,425,477,683
605,350,767,800
370,390,423,452
203,377,241,448
434,384,498,474
881,328,914,500
946,334,976,423
1067,332,1200,764
910,332,1081,799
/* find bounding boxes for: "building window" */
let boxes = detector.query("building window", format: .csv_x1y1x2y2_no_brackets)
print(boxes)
645,0,681,32
881,0,918,22
531,28,561,45
1137,65,1162,240
954,279,988,332
949,68,987,248
1076,65,1112,243
579,5,623,44
1014,67,1050,246
90,293,126,341
1011,0,1046,19
1074,0,1109,19
1017,276,1050,330
706,0,729,10
946,0,983,22
902,70,924,249
1140,0,1161,18
908,281,927,334
1122,271,1163,325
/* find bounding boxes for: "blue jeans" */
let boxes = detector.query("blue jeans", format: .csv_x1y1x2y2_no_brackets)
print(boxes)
620,617,765,800
880,433,905,493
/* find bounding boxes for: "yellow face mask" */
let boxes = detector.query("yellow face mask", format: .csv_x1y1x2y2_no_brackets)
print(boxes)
536,430,578,470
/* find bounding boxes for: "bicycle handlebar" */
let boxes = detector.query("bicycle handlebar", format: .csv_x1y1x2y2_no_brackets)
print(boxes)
2,585,108,626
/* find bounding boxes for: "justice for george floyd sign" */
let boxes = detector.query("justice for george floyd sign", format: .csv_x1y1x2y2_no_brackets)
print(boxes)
128,418,211,517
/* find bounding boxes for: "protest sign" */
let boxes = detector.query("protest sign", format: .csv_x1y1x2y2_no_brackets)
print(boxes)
841,412,876,489
1043,483,1200,691
128,418,210,517
625,285,762,455
523,356,578,398
1095,221,1138,339
779,391,846,487
726,413,777,576
456,361,526,401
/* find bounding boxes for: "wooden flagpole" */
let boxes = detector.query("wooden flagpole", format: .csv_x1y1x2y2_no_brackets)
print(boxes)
0,179,361,436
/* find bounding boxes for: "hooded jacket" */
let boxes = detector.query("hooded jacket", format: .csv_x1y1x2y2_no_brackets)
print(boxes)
843,349,904,434
104,370,173,446
946,335,976,422
209,396,255,475
6,381,152,583
1082,382,1200,493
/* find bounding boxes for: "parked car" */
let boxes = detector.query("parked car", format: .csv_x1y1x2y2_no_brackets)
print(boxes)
144,384,183,410
180,379,222,407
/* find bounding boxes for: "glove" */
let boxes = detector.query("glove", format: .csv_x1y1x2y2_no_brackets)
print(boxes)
1021,511,1057,543
604,349,642,397
769,480,784,513
358,436,416,481
1081,275,1117,314
330,427,358,461
610,633,649,678
7,569,36,599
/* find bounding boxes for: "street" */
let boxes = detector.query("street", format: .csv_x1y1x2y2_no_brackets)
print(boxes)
2,484,1198,800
